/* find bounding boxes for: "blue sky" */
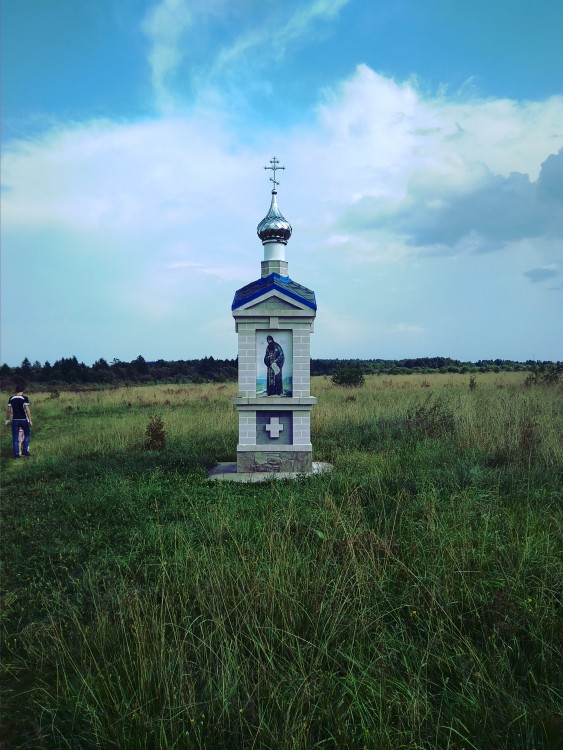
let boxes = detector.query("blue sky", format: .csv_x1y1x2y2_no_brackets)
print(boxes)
2,0,562,365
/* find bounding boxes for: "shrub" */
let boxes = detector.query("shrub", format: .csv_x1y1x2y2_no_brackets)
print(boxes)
406,395,456,437
331,365,365,388
524,363,562,387
144,415,166,450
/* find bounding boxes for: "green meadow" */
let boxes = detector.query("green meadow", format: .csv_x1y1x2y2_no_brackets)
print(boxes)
1,374,561,749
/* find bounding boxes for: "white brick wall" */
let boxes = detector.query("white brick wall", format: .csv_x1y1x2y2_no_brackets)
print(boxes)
292,329,311,396
233,297,315,449
237,328,257,397
292,412,311,445
238,411,257,445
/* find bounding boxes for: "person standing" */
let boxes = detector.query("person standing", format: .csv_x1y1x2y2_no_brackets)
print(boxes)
5,383,32,458
264,335,285,396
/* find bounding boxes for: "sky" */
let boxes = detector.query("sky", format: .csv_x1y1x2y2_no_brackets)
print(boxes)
2,0,562,366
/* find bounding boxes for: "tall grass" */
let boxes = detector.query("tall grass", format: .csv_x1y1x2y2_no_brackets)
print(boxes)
1,374,561,749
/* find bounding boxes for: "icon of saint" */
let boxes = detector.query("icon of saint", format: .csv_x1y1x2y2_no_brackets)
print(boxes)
264,335,285,395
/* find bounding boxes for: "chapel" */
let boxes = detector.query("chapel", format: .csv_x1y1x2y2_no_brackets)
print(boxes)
231,158,317,473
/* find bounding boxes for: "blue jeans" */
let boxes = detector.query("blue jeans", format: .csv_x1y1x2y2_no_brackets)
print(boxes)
12,419,30,457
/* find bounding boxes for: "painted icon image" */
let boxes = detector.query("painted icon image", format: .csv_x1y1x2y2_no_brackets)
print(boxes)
256,330,292,397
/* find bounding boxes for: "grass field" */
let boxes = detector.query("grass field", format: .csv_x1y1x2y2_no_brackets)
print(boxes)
1,373,561,749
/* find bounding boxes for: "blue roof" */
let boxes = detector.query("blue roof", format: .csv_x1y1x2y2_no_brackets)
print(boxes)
232,273,316,311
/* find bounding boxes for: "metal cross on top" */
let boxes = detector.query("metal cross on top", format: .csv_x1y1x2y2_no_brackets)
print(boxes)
264,156,285,190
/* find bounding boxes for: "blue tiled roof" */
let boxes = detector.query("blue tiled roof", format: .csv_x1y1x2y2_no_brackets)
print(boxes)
232,273,316,311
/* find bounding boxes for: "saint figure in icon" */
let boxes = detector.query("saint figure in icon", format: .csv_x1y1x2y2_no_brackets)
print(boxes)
264,335,285,395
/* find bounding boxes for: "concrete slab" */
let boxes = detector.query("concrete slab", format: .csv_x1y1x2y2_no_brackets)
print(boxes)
208,461,332,482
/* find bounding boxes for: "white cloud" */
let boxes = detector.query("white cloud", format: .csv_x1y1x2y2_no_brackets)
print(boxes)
4,67,562,261
142,0,351,111
309,65,563,200
210,0,350,76
2,64,563,362
1,117,255,232
142,0,197,110
287,67,563,265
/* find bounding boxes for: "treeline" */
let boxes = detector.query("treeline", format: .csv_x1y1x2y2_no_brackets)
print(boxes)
0,356,238,388
1,355,559,389
310,357,553,376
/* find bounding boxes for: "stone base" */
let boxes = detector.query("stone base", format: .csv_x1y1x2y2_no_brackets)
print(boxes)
208,462,332,482
237,449,312,473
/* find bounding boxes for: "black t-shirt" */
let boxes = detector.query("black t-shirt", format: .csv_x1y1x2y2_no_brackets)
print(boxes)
8,395,30,420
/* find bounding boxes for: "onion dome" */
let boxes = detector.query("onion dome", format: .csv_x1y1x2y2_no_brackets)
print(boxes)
257,190,292,245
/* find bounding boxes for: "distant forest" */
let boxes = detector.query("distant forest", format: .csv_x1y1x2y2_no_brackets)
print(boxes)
1,355,560,389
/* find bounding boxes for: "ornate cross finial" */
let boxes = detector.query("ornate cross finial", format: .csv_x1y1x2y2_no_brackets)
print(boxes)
264,156,285,191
